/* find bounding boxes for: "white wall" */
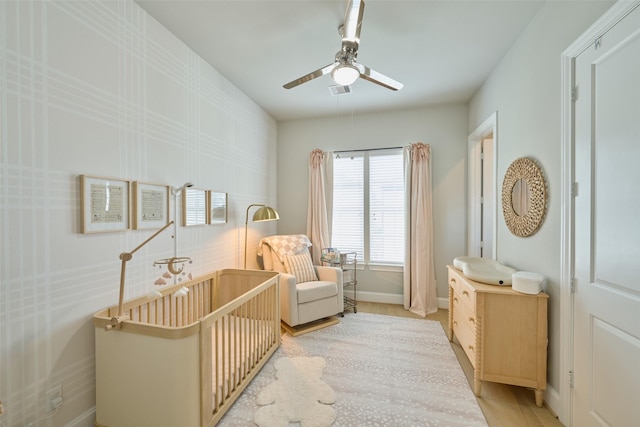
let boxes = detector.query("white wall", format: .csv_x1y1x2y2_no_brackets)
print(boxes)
277,105,469,302
468,0,613,413
0,1,277,425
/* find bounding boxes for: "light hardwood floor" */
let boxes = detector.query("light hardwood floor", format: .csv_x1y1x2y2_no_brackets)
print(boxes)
356,301,564,427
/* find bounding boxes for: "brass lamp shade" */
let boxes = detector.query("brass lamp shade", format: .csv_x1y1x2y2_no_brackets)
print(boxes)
244,204,279,269
252,206,279,222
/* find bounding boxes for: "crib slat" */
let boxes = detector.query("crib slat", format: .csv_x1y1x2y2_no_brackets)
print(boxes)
242,302,248,380
232,310,238,389
182,295,186,326
260,293,264,355
228,314,233,393
256,295,261,361
187,289,192,324
214,317,220,413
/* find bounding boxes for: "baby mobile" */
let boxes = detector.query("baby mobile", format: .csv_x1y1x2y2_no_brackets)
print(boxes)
108,220,193,330
151,256,193,297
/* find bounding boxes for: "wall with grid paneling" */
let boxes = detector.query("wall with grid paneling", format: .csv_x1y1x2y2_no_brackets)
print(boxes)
0,1,277,425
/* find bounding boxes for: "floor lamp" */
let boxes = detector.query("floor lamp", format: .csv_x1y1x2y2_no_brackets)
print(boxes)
244,204,279,269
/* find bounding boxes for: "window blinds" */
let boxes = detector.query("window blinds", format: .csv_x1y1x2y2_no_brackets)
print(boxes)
331,148,404,265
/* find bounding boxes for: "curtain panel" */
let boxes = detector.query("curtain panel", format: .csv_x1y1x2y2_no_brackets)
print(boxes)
403,143,438,316
306,149,332,264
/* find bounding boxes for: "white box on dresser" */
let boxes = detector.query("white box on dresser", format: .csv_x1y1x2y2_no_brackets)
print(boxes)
447,265,548,407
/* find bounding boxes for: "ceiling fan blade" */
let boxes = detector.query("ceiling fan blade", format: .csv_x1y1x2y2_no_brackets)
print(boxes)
357,64,403,91
342,0,364,43
283,63,337,89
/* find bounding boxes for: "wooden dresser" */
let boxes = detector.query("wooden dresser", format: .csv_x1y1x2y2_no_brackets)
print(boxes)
447,265,548,407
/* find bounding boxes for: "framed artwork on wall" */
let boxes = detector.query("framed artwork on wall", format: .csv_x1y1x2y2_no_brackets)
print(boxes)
80,175,130,233
132,182,170,230
209,191,227,224
182,187,208,226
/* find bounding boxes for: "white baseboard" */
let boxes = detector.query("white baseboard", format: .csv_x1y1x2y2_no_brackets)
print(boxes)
544,385,561,419
67,406,95,427
345,290,403,305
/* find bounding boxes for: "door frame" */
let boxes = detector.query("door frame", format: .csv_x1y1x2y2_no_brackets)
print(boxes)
467,112,498,259
560,2,639,424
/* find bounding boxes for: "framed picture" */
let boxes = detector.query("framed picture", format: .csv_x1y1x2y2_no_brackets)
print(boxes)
182,187,208,226
80,175,130,233
209,191,227,224
132,182,170,230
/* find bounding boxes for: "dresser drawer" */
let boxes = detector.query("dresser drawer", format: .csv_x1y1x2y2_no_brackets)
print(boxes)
452,291,477,334
452,313,476,367
449,270,477,308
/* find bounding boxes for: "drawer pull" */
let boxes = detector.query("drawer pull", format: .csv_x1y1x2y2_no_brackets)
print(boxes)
451,278,456,284
468,345,474,351
453,297,458,303
468,317,475,324
462,290,469,296
453,320,458,326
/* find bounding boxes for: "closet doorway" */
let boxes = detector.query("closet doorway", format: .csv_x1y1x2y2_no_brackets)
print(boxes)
467,113,497,259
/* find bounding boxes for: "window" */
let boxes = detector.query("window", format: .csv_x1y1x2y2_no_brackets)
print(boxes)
331,148,404,267
331,153,364,259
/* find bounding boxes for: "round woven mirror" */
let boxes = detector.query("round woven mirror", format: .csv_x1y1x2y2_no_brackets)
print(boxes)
501,157,547,237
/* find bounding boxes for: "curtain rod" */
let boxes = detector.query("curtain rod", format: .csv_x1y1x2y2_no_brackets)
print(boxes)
331,146,404,154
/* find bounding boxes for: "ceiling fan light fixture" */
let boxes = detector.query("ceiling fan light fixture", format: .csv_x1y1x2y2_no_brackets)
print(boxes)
331,64,360,86
282,0,402,91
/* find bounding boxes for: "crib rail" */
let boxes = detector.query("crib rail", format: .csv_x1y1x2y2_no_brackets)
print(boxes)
93,272,217,338
201,270,280,426
129,275,215,327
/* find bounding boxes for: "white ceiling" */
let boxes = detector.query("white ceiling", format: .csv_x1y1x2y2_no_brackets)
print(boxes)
135,0,545,121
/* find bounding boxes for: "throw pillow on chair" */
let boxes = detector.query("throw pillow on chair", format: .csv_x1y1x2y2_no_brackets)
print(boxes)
283,252,318,283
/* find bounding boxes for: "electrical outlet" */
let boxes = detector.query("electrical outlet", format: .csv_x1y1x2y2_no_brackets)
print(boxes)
46,385,63,412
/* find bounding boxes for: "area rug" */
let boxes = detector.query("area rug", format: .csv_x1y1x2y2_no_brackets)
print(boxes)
218,312,487,426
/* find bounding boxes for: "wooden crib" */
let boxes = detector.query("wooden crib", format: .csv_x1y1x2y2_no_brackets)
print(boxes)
93,269,280,427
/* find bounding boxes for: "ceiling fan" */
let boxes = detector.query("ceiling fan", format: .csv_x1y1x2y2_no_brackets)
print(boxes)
283,0,403,91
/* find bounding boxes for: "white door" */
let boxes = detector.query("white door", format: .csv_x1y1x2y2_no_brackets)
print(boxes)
573,4,640,426
467,114,497,259
481,137,494,258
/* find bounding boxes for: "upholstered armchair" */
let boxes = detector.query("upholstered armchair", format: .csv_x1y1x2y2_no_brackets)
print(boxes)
258,235,343,327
